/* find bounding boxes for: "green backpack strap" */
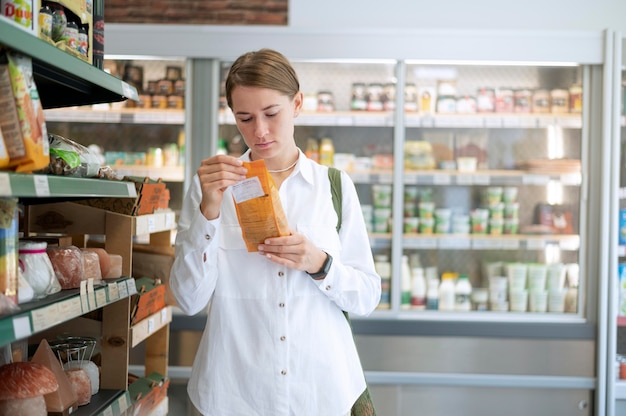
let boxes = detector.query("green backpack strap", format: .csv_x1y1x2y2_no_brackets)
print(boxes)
328,167,342,233
327,166,377,416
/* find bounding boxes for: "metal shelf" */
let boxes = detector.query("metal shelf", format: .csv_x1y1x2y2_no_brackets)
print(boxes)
0,277,135,348
0,173,138,199
0,19,138,109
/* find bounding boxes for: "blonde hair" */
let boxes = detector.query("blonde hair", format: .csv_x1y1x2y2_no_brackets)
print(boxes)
225,48,300,109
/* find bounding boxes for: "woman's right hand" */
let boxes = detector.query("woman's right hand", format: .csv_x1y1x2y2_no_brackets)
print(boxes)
197,154,247,220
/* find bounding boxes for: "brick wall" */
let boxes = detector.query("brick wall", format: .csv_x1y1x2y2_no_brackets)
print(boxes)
104,0,288,25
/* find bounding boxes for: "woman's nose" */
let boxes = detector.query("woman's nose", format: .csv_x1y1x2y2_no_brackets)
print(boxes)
255,120,269,139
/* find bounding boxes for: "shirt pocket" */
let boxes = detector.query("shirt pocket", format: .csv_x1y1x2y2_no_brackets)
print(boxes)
296,223,341,256
217,224,270,299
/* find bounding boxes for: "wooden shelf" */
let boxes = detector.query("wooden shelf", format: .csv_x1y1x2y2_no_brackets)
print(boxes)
131,306,172,348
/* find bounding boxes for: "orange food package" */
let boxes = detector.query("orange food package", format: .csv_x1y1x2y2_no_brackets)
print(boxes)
5,51,49,173
232,159,290,252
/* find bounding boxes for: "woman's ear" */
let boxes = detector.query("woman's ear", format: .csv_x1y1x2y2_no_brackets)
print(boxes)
293,91,304,116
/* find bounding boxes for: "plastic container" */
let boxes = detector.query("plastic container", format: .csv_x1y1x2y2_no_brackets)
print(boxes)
455,274,472,311
438,272,457,311
410,267,426,310
401,255,412,309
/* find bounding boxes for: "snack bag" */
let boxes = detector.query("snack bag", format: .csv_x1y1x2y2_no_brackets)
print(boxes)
0,56,26,167
232,159,290,252
6,51,49,173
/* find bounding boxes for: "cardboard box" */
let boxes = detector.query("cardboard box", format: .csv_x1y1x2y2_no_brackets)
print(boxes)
131,277,166,325
128,372,169,416
75,177,170,216
132,248,177,307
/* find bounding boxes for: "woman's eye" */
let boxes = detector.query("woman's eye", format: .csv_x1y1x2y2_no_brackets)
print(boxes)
266,112,278,118
239,117,252,123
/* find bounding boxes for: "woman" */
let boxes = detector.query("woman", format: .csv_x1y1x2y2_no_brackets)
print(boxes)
169,48,381,416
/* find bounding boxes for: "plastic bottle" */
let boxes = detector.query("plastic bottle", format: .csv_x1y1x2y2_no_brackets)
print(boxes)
319,137,334,167
216,138,228,155
426,278,439,310
400,255,412,310
305,138,320,162
455,274,472,311
410,267,426,310
438,272,457,311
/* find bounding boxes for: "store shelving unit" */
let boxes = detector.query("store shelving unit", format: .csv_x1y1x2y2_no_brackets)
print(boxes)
0,17,172,416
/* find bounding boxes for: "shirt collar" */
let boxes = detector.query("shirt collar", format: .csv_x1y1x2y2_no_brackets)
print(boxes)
240,148,315,186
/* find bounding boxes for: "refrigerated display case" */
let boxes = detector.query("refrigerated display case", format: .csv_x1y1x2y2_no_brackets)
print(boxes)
106,25,617,415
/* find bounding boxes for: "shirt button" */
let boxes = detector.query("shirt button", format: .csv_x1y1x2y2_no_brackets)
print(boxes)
203,253,207,263
280,336,286,341
325,285,332,291
205,234,211,240
281,370,287,375
278,271,284,277
279,303,285,308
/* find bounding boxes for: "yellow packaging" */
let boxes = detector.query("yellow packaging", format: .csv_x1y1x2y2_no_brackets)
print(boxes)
232,159,290,252
0,59,26,166
6,51,49,172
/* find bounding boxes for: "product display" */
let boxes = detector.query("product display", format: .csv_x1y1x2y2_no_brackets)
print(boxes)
0,361,59,416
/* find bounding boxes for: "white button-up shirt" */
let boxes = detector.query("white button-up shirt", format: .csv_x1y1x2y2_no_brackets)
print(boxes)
170,149,381,416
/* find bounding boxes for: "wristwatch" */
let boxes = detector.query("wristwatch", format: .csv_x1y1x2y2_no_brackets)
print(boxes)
307,251,333,280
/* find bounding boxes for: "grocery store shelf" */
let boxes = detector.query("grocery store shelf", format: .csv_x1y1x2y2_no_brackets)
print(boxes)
130,306,173,348
0,277,135,348
349,169,581,186
0,173,138,199
45,108,185,125
219,109,582,128
0,18,138,108
113,165,184,182
402,234,579,251
74,389,131,416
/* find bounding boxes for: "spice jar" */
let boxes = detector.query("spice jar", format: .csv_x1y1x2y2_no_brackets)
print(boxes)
367,83,384,111
317,91,334,112
476,87,496,112
550,89,569,113
532,89,551,113
514,89,532,113
39,5,53,39
351,83,367,111
569,84,582,113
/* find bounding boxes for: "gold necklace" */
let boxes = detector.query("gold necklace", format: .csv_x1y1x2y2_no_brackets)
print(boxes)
267,158,298,173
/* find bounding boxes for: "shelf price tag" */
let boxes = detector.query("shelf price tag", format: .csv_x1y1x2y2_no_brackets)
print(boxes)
108,282,120,301
560,173,582,185
472,238,499,250
118,280,129,299
522,174,549,185
96,288,107,308
456,175,473,185
33,175,50,196
58,297,83,320
127,182,138,197
148,318,155,334
433,174,451,185
12,315,31,340
0,173,12,196
31,304,59,332
472,174,490,185
161,307,168,323
165,212,175,230
127,279,137,296
438,237,471,250
118,393,129,412
148,216,156,233
80,280,90,312
559,237,580,251
500,238,521,250
102,406,114,416
526,238,545,250
411,237,437,249
87,278,96,310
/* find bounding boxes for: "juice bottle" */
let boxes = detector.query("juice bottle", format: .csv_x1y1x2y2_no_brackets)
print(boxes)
319,138,334,167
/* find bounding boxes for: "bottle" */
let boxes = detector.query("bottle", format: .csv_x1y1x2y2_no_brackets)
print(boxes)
319,137,334,167
455,274,472,311
92,0,104,68
438,272,457,311
410,267,426,310
426,278,439,310
400,255,412,310
216,138,228,155
305,138,320,162
39,5,53,39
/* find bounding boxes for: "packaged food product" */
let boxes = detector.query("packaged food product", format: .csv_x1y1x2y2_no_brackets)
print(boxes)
316,91,334,112
232,159,290,252
495,88,514,113
404,141,436,170
5,52,49,173
569,84,582,113
1,0,34,32
0,198,18,304
514,89,532,113
37,133,101,177
46,245,85,289
382,83,396,111
476,87,495,112
405,83,419,112
550,89,569,113
0,56,26,167
366,83,384,111
532,89,551,113
351,82,367,111
19,240,61,297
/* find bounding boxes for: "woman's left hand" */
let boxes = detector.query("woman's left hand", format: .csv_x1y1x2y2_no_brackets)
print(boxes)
258,232,327,275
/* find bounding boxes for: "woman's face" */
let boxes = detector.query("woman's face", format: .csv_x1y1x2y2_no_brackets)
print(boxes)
230,85,302,163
